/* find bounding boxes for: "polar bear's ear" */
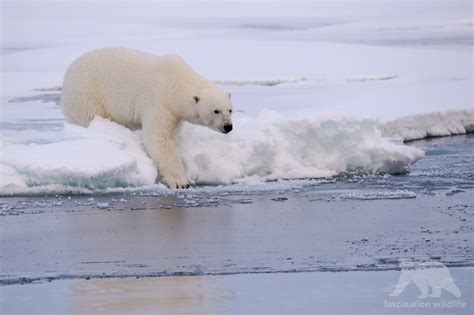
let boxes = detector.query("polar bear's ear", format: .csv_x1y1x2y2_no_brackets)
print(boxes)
227,92,232,99
193,96,200,103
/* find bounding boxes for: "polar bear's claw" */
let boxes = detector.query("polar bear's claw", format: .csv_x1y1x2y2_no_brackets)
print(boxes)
171,181,190,189
176,184,190,189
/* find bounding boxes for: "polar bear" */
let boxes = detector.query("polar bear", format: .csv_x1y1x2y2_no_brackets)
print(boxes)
61,48,233,189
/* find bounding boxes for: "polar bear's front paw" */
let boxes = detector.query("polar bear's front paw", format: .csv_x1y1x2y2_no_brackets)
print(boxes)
164,177,190,189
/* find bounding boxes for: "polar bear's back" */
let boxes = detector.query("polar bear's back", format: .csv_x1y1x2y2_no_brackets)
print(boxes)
61,48,209,128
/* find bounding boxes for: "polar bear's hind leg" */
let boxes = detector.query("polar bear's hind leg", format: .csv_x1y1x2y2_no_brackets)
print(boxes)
61,61,107,127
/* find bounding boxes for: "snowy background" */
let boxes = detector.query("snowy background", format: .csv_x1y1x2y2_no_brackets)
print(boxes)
1,0,473,194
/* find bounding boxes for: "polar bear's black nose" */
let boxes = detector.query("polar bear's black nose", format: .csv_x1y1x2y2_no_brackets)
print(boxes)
223,124,233,133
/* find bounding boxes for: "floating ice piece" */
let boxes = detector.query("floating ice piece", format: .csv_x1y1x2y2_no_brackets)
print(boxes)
341,190,417,200
96,202,111,209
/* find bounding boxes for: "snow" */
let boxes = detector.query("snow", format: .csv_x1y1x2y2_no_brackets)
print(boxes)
179,114,424,184
382,109,474,141
0,0,472,195
0,118,158,195
1,116,424,194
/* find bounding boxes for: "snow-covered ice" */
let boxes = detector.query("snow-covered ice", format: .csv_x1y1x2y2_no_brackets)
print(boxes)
1,115,425,194
0,0,472,195
179,114,424,184
382,109,474,141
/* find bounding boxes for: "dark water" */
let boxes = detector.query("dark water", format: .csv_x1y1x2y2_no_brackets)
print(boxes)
0,135,472,286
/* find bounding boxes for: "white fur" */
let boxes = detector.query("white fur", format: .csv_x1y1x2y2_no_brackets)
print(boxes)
61,48,233,188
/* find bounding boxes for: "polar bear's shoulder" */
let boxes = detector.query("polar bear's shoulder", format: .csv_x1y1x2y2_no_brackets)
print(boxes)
156,54,210,87
159,54,185,64
155,54,191,72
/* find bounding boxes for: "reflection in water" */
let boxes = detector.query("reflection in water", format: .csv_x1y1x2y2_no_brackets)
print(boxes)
71,276,235,314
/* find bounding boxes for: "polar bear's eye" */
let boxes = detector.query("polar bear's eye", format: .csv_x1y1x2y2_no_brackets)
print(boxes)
214,110,220,114
229,109,232,113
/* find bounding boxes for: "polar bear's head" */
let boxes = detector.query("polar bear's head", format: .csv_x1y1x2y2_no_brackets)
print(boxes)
193,87,233,134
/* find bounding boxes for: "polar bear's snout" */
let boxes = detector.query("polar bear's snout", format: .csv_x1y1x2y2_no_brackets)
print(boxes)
223,124,233,133
219,114,233,134
220,108,233,134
